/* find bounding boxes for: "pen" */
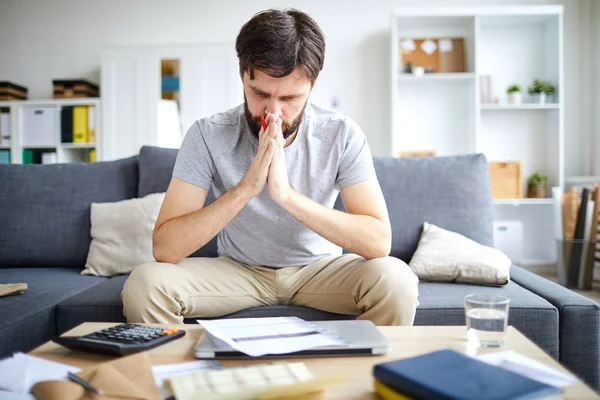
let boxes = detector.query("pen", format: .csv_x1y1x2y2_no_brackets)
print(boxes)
67,372,104,397
260,114,267,131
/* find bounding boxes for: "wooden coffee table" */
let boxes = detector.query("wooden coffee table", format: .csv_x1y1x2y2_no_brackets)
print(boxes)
31,323,598,399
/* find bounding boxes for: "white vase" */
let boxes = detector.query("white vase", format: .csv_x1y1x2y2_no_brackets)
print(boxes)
532,93,546,104
507,92,522,105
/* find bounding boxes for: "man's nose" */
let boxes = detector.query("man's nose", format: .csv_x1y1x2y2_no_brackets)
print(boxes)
265,99,283,118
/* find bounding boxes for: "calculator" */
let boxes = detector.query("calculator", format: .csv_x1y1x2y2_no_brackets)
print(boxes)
52,323,185,356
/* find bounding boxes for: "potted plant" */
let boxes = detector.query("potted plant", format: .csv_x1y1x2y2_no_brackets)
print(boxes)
528,79,555,104
527,172,548,198
507,84,522,105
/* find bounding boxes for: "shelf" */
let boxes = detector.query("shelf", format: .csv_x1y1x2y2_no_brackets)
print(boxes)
481,104,559,110
61,143,96,149
22,145,57,150
0,98,100,107
398,73,476,81
493,198,554,206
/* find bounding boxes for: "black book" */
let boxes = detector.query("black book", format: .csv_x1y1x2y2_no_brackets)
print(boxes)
568,188,590,287
61,106,73,143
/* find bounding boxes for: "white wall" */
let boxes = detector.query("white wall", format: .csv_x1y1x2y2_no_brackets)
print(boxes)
0,0,595,174
594,0,600,176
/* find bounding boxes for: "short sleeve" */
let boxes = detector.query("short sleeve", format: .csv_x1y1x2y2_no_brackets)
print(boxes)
336,121,376,189
172,121,214,189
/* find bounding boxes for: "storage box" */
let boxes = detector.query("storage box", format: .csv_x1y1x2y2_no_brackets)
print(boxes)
493,221,523,264
0,81,28,100
52,79,99,98
489,161,522,199
21,107,57,147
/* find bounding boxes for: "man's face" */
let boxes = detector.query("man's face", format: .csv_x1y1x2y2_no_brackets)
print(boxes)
243,67,313,140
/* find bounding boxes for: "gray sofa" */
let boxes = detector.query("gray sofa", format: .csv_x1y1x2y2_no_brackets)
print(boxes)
1,146,598,389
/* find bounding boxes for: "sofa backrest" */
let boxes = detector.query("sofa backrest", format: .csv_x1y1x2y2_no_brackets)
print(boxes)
139,146,494,263
342,154,494,262
138,146,219,257
0,156,139,268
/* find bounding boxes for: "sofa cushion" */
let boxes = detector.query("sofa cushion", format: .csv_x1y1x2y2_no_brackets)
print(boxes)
415,280,559,359
82,193,165,276
0,157,139,268
137,146,218,258
409,222,510,286
335,154,494,263
0,268,106,357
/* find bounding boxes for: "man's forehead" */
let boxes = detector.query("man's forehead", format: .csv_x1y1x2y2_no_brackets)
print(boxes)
244,68,310,93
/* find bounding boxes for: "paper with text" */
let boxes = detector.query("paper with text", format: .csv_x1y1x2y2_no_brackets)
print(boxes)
197,317,348,357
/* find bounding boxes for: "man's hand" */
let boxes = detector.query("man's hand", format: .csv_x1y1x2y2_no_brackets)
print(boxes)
267,116,293,205
238,114,278,198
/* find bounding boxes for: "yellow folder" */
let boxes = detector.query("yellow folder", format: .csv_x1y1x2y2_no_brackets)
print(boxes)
72,106,88,143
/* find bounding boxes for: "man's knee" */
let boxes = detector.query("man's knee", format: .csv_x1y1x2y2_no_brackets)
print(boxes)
123,262,168,296
121,262,174,321
362,256,419,302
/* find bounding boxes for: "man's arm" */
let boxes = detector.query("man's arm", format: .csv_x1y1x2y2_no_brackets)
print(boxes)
153,119,279,264
152,177,255,264
279,178,392,260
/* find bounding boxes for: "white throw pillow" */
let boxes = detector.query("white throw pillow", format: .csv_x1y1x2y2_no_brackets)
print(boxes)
81,192,165,277
408,222,510,286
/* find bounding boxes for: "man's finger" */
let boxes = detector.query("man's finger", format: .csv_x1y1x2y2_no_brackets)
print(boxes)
262,138,276,166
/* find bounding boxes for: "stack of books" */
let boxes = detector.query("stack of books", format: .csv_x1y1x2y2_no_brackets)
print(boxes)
373,349,562,400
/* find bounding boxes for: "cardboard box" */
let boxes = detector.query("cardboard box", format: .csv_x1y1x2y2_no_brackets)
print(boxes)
53,79,99,98
489,161,522,199
0,81,28,100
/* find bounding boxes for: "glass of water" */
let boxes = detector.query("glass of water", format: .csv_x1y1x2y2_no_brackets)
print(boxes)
464,294,510,348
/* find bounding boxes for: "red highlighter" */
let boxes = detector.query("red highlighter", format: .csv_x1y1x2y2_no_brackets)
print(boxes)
260,115,267,131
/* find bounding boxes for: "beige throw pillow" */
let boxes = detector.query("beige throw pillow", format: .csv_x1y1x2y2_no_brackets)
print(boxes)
409,222,510,286
81,192,165,277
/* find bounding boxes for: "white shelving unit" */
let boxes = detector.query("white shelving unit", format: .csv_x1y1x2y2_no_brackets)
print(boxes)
390,6,564,266
0,98,100,164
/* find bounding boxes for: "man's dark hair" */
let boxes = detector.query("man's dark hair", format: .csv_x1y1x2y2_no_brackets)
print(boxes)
236,9,325,85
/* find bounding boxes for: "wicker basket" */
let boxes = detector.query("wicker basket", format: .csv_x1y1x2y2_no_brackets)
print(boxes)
527,183,547,198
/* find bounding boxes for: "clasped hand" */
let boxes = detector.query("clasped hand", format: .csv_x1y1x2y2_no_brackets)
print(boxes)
240,113,292,205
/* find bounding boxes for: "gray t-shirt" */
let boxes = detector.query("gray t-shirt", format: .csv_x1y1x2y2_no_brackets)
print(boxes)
172,102,375,267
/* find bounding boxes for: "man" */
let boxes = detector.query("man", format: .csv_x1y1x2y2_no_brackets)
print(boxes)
122,8,419,326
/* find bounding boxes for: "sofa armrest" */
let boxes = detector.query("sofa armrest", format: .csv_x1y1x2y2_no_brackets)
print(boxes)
510,265,600,390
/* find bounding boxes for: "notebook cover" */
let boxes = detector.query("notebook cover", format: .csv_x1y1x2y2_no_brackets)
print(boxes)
373,349,562,400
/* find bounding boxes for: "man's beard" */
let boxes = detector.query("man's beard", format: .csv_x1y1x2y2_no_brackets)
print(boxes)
244,95,307,140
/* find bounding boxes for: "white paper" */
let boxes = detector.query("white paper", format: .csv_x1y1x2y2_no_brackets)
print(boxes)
0,391,35,399
152,360,222,400
197,317,348,357
420,39,437,55
439,38,453,53
477,351,579,388
401,39,416,52
0,352,80,393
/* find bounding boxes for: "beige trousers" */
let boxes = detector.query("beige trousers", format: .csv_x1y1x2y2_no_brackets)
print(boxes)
121,254,419,326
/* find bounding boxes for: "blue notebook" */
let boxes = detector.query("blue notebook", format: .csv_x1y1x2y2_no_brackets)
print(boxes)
373,349,562,400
